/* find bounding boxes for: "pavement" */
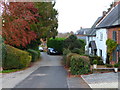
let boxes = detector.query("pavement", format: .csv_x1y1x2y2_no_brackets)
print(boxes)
1,52,90,89
81,72,119,89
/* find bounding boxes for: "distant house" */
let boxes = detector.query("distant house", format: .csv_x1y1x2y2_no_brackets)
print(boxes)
57,32,74,38
85,1,120,64
76,28,91,41
85,17,102,55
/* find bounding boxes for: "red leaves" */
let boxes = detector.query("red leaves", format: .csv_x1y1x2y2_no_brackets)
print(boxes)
2,2,39,47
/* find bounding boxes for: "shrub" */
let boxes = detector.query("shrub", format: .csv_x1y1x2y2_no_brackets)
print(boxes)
64,35,85,52
65,53,79,67
47,38,65,54
3,45,32,70
71,48,80,54
36,50,41,58
89,56,104,65
70,55,90,75
27,49,40,62
105,64,113,68
63,48,71,56
114,63,119,68
62,49,71,65
93,60,98,64
118,64,120,68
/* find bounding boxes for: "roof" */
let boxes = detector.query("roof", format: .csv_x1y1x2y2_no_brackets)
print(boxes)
96,4,120,28
88,17,102,35
76,17,102,36
76,28,91,35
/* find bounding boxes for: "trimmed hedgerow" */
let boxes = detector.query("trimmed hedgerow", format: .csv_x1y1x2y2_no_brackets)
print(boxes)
70,55,91,75
47,38,65,54
0,35,7,67
3,45,32,70
27,49,40,62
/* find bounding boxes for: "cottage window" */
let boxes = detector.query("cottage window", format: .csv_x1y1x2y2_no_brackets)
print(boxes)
112,31,117,41
100,32,103,41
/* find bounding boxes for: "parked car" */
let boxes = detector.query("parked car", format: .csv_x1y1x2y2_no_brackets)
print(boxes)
39,46,44,52
47,48,58,55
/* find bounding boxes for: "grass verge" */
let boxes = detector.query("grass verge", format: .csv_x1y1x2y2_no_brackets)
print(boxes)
0,69,20,73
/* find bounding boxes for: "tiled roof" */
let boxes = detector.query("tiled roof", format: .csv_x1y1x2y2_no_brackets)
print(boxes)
96,4,120,28
88,17,102,35
76,28,91,35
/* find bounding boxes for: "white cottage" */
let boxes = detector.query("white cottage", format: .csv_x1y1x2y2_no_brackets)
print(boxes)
85,2,120,64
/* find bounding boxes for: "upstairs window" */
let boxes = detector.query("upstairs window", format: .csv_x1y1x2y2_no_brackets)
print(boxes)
100,32,103,41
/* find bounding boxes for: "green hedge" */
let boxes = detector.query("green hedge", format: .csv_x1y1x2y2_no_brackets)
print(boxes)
27,49,40,62
0,35,6,67
3,45,32,70
47,38,65,54
70,55,91,75
63,35,85,52
1,43,7,67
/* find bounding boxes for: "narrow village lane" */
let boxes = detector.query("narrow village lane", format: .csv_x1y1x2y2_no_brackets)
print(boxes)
14,52,68,88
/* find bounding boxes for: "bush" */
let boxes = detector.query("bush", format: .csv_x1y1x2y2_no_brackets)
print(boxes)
93,60,98,64
114,63,119,68
27,49,40,62
71,48,85,55
105,64,113,68
70,55,90,75
63,48,71,56
3,45,32,70
65,53,79,67
36,50,41,58
118,62,120,68
47,38,65,54
64,35,85,51
62,49,71,65
89,56,104,65
71,48,80,54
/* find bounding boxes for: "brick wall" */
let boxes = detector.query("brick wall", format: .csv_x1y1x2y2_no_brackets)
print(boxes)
107,27,120,44
107,27,120,63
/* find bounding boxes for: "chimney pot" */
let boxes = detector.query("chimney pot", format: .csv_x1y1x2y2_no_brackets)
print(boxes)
103,11,107,16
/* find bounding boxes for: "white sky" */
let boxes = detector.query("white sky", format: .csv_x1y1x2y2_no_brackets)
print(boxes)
54,0,114,33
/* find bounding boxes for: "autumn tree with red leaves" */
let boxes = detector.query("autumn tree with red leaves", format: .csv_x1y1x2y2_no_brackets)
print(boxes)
2,2,39,47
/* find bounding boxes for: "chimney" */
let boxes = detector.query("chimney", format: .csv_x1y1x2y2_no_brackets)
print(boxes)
114,1,120,6
103,11,107,16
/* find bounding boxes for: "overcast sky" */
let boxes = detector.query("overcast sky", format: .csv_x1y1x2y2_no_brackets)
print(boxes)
54,0,114,33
